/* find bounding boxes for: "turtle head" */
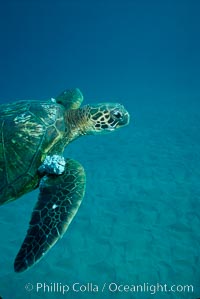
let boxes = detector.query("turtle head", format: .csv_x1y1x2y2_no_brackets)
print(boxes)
84,103,130,134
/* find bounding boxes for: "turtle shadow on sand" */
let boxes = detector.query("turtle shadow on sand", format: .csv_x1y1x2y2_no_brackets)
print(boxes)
0,88,130,272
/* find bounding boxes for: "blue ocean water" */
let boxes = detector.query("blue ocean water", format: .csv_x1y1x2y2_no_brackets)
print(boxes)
0,0,200,298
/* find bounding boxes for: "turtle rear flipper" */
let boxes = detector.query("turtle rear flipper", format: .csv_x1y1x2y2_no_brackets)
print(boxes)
14,159,86,273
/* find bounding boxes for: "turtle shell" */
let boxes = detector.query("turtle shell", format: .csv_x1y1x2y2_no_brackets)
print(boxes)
0,100,66,205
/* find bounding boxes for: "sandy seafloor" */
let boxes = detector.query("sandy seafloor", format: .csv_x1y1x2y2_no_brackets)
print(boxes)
0,94,199,299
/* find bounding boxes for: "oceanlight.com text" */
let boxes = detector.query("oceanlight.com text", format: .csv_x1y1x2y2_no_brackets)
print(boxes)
24,281,194,295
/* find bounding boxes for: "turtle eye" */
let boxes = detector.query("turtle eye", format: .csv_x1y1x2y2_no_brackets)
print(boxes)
112,109,123,119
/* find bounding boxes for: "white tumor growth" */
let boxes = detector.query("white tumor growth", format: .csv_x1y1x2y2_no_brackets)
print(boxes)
52,204,58,209
38,155,66,175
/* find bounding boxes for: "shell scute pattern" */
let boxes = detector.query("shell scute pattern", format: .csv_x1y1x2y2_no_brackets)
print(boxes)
0,100,66,205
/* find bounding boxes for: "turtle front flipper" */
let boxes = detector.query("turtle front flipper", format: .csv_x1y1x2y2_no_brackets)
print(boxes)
14,159,86,273
56,88,83,109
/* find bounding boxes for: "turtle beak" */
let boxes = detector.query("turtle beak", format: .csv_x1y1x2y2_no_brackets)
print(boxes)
115,108,130,129
120,110,130,127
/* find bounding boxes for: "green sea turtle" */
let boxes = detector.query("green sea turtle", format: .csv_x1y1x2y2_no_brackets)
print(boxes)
0,88,130,272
